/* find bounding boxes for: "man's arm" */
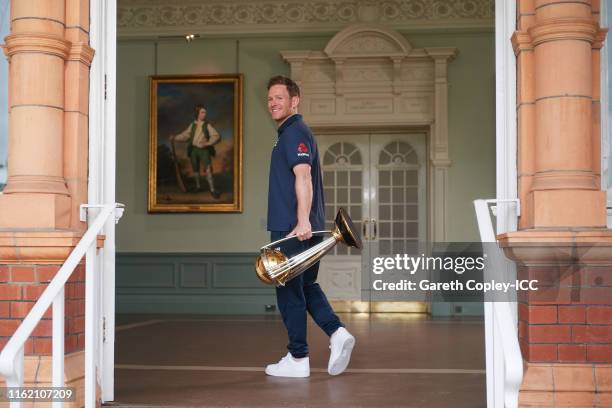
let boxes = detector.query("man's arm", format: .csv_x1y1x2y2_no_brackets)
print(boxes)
288,163,313,241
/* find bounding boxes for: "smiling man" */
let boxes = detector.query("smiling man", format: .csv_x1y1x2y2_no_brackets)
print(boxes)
264,75,355,378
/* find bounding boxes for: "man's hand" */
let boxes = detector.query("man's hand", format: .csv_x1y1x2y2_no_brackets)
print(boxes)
169,135,175,142
287,219,312,241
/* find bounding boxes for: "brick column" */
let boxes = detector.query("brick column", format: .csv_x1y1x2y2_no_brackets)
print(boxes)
0,0,71,228
513,248,612,365
0,0,92,230
513,0,607,229
0,1,95,407
503,1,611,406
0,263,85,355
500,233,612,407
509,235,612,365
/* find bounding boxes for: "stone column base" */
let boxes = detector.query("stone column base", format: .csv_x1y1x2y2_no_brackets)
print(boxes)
520,363,612,407
0,194,71,229
531,189,607,228
0,231,104,263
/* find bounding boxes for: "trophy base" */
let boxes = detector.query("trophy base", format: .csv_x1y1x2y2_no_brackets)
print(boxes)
255,256,275,285
336,207,363,249
255,248,290,286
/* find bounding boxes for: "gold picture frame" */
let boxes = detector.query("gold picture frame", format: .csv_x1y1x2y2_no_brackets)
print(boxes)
148,74,243,213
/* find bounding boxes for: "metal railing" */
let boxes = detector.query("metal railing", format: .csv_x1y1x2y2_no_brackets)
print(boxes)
473,199,523,408
0,203,124,408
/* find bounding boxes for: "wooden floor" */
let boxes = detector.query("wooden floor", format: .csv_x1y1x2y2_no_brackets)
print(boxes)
108,313,486,408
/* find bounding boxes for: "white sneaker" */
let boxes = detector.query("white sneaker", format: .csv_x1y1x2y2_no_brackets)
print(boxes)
328,327,355,376
265,352,310,378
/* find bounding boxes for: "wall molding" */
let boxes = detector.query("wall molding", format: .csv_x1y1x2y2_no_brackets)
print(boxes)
116,252,276,314
117,0,494,38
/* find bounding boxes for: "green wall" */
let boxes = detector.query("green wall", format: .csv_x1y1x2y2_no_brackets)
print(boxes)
116,30,495,252
116,252,276,314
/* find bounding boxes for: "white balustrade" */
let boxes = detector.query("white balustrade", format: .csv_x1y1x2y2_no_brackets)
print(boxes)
0,203,124,408
474,199,523,408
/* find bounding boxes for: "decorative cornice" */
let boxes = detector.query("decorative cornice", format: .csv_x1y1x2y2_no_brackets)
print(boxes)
68,42,96,66
528,19,599,47
511,31,533,55
431,158,452,167
498,229,612,265
117,0,494,38
513,20,607,55
592,27,609,49
324,24,412,58
424,47,458,61
4,33,71,60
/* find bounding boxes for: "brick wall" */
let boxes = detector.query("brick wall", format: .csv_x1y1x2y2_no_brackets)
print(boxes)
0,263,86,355
518,265,612,363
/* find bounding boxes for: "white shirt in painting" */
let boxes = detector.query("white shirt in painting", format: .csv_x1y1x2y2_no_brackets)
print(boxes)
174,120,220,148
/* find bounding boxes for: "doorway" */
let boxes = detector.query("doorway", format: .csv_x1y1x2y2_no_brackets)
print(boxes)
316,132,428,310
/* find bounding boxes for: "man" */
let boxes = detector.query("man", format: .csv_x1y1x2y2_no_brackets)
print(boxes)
171,106,221,198
265,75,355,378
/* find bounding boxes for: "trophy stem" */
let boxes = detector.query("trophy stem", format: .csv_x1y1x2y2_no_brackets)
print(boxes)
255,208,361,286
269,232,340,285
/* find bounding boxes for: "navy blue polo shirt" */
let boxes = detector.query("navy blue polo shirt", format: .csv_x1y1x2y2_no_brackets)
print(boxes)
267,114,325,232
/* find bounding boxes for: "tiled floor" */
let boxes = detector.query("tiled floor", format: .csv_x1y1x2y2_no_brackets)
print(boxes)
110,313,486,408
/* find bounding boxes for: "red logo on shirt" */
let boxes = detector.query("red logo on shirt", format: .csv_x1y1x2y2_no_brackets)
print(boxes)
297,143,309,153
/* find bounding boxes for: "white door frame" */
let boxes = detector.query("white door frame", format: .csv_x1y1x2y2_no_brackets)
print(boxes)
495,0,518,233
89,0,117,402
90,0,517,405
488,1,518,407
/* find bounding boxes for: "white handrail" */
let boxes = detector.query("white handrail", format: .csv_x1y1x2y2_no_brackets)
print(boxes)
474,199,523,408
0,203,124,408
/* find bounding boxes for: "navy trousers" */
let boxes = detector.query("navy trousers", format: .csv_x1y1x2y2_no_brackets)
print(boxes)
271,231,344,358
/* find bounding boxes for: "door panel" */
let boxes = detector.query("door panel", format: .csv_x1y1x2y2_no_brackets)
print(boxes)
368,134,427,303
318,135,369,301
317,133,427,304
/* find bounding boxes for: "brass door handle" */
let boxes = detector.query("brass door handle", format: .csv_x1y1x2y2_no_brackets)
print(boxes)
362,219,370,240
371,218,377,240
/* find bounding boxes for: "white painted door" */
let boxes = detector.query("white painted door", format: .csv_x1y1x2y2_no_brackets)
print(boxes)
317,134,370,300
317,133,427,302
368,134,427,302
